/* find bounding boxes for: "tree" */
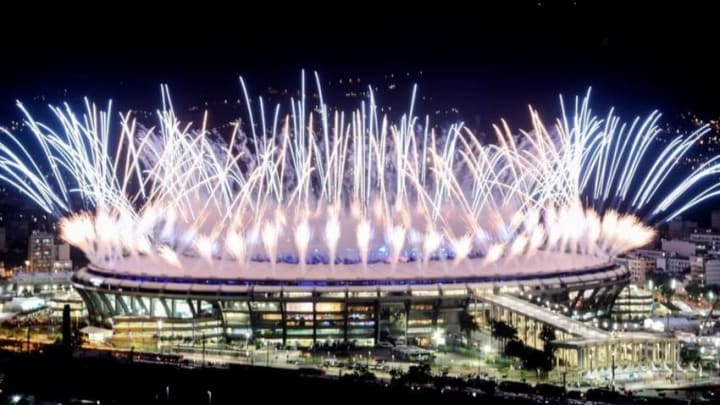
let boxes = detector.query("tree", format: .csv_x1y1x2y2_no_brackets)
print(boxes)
524,346,552,377
540,325,556,354
490,320,517,352
538,325,556,374
504,339,525,358
647,272,682,304
459,309,479,346
680,345,702,366
660,283,675,305
686,281,705,301
400,363,432,385
501,325,556,378
647,271,670,290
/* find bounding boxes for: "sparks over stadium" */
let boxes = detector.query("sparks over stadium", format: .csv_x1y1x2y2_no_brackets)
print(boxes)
1,72,718,347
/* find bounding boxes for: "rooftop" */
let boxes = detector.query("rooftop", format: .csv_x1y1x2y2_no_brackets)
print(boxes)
87,251,611,281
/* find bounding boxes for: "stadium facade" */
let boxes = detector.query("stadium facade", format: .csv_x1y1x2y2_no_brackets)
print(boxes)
72,259,629,348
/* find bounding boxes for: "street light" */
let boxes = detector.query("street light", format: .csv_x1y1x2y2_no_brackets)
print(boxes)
482,343,492,356
244,331,251,348
431,328,445,347
207,389,212,405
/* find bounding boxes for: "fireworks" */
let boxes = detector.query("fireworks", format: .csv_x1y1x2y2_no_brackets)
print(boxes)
0,73,717,279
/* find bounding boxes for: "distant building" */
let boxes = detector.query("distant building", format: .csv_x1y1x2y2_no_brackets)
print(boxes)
703,257,720,286
611,285,654,321
690,255,706,284
3,218,29,251
2,297,45,313
55,243,69,261
689,230,720,253
26,231,72,272
13,271,74,296
27,231,54,272
634,249,665,259
53,243,72,271
48,291,85,321
662,239,699,257
712,209,720,231
665,254,720,286
53,260,72,272
616,255,655,285
667,217,698,239
655,255,690,275
659,232,720,285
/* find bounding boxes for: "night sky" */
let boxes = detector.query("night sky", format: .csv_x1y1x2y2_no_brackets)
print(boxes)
1,1,719,126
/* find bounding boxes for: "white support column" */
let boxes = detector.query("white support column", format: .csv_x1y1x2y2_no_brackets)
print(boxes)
605,343,610,369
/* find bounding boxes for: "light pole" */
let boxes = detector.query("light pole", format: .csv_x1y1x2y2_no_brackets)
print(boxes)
157,320,163,352
698,351,703,379
244,331,251,349
611,353,616,391
25,320,31,353
202,332,206,365
666,279,677,333
207,389,212,405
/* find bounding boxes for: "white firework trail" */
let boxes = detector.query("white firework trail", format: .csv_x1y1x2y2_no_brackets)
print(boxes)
0,74,717,278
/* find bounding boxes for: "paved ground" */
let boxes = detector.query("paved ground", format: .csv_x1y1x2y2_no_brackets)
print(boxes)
2,325,718,395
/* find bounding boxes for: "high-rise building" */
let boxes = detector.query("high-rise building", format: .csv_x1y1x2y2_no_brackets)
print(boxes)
661,239,699,257
703,257,720,286
53,243,72,271
689,230,720,253
712,209,720,231
27,231,54,272
618,255,656,285
26,231,72,272
667,217,699,239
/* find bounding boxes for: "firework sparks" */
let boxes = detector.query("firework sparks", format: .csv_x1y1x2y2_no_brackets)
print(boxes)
1,74,717,279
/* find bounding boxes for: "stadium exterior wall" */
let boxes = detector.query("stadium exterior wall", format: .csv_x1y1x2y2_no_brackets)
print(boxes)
72,263,629,348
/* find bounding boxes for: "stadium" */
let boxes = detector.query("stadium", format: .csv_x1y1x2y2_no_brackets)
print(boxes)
72,254,627,347
2,76,715,348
